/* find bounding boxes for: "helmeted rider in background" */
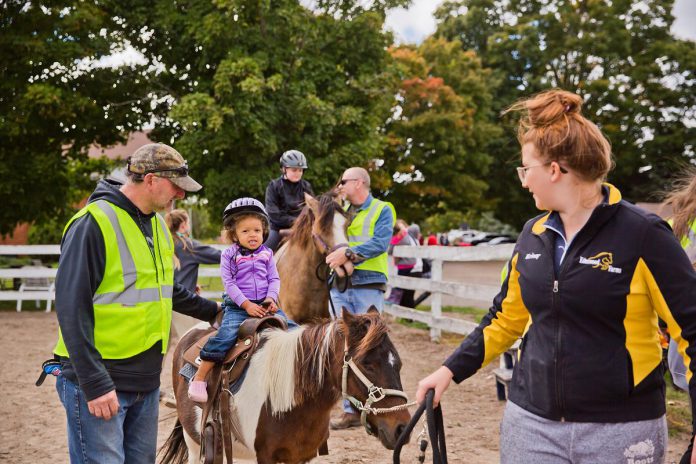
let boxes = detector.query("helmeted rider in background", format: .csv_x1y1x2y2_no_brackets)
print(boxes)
264,150,314,251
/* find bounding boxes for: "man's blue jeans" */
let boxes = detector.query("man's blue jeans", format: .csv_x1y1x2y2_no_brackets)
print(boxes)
329,286,385,413
56,375,159,464
329,287,384,318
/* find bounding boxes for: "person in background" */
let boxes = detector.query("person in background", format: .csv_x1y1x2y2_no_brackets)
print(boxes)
264,149,314,251
426,232,438,246
416,89,696,464
663,167,696,464
387,219,418,306
325,166,395,430
165,209,221,294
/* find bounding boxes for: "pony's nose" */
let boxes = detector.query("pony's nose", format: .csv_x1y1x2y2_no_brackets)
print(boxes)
395,423,409,443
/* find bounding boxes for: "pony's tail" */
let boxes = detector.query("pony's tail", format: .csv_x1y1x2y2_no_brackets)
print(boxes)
158,419,189,464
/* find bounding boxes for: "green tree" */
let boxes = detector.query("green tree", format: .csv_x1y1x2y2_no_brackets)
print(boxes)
436,0,696,227
110,0,408,217
379,38,501,225
0,1,153,234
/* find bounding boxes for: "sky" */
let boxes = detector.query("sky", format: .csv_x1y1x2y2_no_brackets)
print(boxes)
384,0,696,44
106,0,696,67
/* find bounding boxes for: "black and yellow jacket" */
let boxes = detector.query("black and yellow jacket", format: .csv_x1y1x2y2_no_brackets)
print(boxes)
444,184,696,423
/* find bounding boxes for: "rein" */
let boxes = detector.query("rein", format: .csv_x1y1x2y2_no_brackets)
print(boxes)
312,232,350,316
393,389,448,464
340,340,416,436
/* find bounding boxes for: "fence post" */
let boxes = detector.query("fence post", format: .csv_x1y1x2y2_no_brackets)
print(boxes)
430,258,443,342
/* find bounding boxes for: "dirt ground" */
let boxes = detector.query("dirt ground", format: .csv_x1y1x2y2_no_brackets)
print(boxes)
1,311,690,463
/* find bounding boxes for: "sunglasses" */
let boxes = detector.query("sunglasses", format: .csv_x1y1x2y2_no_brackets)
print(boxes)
338,178,360,185
127,158,189,178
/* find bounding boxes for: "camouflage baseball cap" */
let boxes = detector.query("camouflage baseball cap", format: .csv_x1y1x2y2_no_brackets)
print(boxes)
126,143,202,192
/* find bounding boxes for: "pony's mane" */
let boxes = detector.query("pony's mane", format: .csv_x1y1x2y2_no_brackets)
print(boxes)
255,321,340,415
288,192,345,248
253,313,389,415
346,311,389,360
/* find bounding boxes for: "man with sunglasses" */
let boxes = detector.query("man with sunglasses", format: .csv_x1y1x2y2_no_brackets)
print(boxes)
326,167,396,430
52,143,221,464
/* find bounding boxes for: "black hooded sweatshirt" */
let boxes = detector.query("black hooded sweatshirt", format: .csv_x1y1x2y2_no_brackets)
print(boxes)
264,176,314,230
54,180,218,401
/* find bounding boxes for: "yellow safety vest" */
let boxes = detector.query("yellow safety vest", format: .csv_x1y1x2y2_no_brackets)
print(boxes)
669,218,696,265
346,197,396,277
54,200,174,359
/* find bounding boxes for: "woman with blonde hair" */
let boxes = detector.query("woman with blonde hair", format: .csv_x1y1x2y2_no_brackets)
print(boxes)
416,89,696,463
165,209,221,294
664,168,696,463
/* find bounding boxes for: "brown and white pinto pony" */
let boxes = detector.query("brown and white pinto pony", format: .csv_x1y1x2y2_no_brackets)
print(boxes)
159,308,411,464
274,192,353,323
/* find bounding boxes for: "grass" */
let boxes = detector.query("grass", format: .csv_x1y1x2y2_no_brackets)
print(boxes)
393,304,487,345
665,372,691,437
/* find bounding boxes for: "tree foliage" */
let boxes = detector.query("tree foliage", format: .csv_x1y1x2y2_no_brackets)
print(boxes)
0,1,152,234
436,0,696,227
109,0,407,217
378,38,501,224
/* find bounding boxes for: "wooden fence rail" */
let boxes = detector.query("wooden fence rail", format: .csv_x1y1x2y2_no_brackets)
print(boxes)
385,244,513,341
1,244,514,338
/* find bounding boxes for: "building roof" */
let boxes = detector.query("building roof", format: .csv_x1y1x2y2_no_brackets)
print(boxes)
88,131,154,160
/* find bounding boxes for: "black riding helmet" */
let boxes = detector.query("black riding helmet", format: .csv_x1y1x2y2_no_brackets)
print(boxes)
280,150,308,169
222,197,271,241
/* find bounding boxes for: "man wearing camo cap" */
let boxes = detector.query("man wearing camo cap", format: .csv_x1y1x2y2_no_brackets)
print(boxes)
52,143,221,463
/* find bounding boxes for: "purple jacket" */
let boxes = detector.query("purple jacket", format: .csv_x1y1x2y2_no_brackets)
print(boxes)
220,244,280,307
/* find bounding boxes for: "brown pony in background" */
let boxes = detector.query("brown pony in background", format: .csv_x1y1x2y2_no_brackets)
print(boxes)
274,192,353,323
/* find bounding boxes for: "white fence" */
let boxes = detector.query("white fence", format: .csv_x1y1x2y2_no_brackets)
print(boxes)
385,244,514,341
1,244,514,335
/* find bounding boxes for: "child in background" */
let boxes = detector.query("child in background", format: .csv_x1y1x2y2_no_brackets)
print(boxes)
188,197,297,403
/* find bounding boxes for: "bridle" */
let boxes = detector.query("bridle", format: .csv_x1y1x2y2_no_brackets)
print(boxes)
340,339,415,436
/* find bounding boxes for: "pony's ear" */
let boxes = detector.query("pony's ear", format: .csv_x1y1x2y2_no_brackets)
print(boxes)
304,193,318,213
366,305,379,315
341,307,356,324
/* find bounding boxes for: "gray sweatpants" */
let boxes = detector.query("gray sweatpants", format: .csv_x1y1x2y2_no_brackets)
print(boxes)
500,400,667,464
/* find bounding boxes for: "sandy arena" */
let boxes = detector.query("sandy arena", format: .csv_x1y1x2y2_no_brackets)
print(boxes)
1,311,689,463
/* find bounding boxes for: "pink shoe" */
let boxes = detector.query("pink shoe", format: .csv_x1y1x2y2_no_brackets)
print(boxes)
188,380,208,403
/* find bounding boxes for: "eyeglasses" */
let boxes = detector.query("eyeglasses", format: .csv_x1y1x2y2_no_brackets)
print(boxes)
339,178,360,186
516,162,567,182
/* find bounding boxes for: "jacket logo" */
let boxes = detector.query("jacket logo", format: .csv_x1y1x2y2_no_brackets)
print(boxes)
579,252,622,274
525,253,541,260
623,439,655,464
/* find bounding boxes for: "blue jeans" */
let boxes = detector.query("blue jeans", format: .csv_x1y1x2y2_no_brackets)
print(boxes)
56,375,159,464
329,287,384,318
329,287,385,412
200,297,298,362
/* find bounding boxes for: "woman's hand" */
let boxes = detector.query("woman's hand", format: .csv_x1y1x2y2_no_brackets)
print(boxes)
416,366,454,407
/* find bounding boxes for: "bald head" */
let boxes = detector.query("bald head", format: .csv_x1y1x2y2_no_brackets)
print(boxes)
344,167,370,188
339,166,371,206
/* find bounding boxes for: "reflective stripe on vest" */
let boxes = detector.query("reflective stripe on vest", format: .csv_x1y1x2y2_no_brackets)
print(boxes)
346,198,396,276
54,200,174,359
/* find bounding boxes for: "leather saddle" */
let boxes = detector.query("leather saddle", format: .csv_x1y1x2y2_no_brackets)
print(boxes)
183,315,288,387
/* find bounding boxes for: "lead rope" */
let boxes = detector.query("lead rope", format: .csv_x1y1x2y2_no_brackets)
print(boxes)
393,389,448,464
